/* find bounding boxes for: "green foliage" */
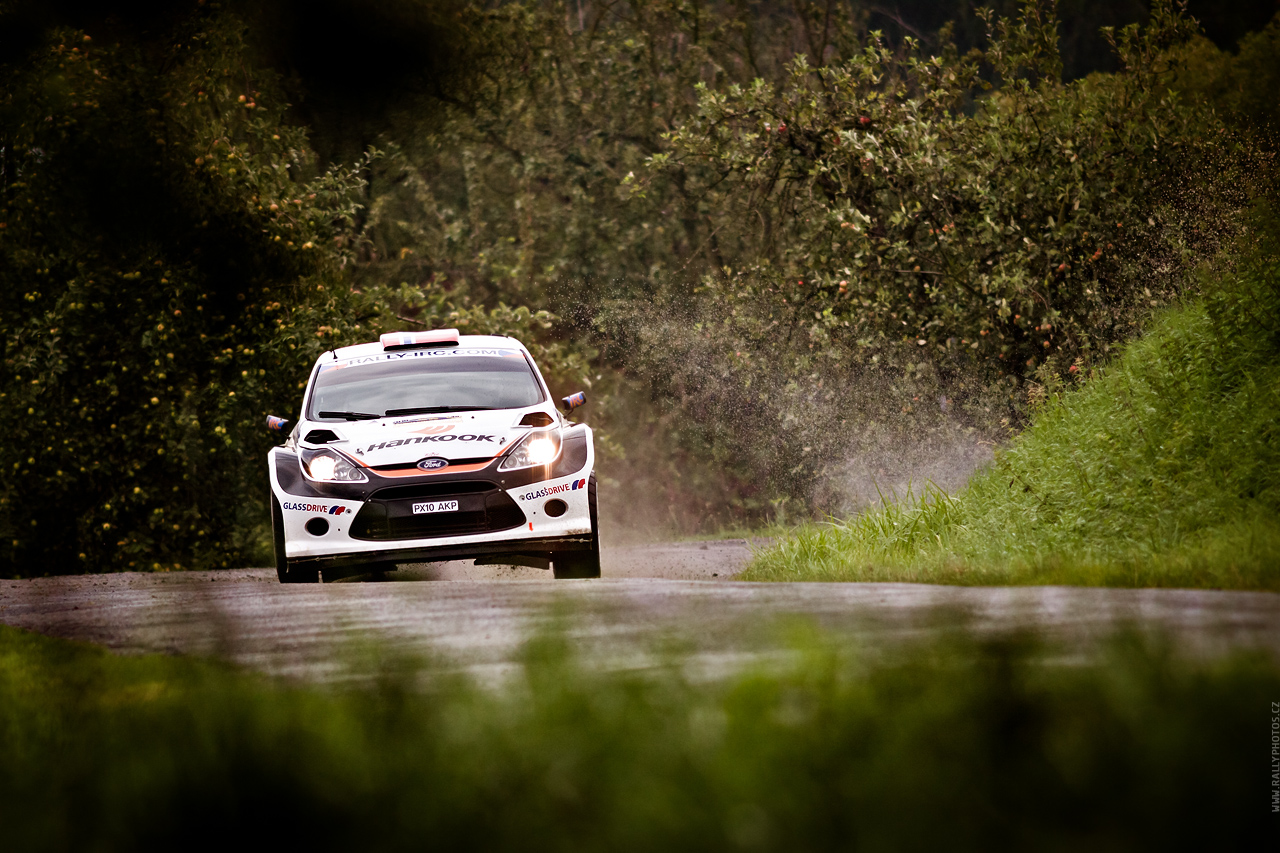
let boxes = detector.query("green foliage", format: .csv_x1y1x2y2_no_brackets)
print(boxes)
0,14,375,574
368,278,592,396
1171,11,1280,139
3,1,1277,565
745,212,1280,588
347,1,739,316
2,622,1276,850
659,0,1245,379
609,0,1267,525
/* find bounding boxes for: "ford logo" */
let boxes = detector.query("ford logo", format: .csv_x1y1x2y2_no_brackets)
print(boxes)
417,457,449,471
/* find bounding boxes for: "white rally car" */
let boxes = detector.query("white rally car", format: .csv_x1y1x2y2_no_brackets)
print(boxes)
266,329,598,582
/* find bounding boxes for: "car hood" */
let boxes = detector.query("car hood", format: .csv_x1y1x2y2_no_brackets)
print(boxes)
304,411,538,467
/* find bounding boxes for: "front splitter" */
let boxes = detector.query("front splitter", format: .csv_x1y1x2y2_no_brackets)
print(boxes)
287,534,595,573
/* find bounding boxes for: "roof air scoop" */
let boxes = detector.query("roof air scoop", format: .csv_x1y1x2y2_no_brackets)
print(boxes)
380,328,460,350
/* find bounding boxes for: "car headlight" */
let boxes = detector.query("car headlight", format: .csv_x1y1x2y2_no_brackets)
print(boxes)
300,448,368,482
498,428,562,471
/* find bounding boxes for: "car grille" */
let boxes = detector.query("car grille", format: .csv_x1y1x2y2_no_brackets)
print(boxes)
370,481,498,501
349,487,525,541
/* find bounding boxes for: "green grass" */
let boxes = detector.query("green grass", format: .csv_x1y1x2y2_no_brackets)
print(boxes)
745,238,1280,589
2,623,1277,850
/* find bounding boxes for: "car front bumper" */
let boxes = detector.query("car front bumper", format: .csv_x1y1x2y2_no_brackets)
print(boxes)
268,426,595,572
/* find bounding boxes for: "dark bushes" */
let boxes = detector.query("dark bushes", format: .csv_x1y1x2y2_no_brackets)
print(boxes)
0,14,371,574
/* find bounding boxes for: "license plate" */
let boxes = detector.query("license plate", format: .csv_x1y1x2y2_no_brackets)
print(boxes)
412,500,459,514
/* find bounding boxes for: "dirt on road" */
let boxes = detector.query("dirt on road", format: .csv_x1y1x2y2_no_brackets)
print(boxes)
2,540,1278,682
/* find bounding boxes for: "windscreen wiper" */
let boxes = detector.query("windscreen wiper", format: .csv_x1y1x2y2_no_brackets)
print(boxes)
318,410,381,420
384,406,497,416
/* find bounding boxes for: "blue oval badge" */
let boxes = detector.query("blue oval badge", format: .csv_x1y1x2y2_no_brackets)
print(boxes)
417,457,449,471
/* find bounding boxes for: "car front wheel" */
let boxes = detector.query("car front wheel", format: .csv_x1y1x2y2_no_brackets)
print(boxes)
553,474,600,579
272,494,319,584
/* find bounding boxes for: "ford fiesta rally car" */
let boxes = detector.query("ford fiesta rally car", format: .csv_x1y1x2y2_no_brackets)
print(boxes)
266,328,598,582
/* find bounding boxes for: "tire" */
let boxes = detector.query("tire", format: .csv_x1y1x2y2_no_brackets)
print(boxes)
553,474,600,579
272,494,319,584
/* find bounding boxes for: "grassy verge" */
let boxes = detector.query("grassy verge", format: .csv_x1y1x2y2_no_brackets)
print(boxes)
744,235,1280,589
2,624,1277,849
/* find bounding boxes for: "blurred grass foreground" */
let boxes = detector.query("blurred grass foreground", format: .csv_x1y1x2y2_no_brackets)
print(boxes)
2,623,1275,850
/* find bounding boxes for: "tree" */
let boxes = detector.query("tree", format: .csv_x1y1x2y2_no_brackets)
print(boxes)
0,11,371,574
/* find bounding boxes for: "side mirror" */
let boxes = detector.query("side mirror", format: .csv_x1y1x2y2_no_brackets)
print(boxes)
560,391,586,414
266,415,290,432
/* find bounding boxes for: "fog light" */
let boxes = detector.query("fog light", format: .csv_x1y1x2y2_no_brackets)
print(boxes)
544,499,567,518
305,517,330,536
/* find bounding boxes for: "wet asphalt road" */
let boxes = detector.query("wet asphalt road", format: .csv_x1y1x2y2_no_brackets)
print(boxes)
2,540,1279,681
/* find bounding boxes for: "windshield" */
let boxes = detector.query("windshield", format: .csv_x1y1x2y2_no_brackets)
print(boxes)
307,350,544,421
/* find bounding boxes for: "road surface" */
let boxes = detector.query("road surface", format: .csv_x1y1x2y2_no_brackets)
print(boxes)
2,540,1278,682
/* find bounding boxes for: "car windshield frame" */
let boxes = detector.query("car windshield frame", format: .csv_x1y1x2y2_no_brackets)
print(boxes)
304,347,547,422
